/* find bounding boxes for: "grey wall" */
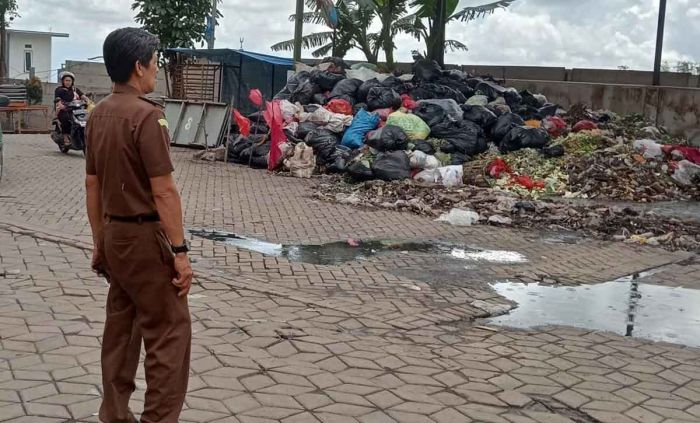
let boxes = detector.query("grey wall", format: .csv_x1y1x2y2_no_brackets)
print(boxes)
509,79,700,146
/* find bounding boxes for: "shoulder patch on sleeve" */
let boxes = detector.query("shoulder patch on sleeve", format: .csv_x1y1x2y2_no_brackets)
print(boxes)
158,118,169,129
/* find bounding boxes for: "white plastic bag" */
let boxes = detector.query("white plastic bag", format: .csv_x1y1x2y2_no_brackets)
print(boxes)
299,107,353,133
345,68,390,82
633,139,663,160
436,209,481,226
279,100,303,123
438,165,463,188
672,160,700,186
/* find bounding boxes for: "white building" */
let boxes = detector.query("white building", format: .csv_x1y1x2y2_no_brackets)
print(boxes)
4,29,69,81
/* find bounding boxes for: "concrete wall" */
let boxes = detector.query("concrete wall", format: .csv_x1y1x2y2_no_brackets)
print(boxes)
568,69,695,88
61,61,168,98
509,79,700,146
7,32,52,81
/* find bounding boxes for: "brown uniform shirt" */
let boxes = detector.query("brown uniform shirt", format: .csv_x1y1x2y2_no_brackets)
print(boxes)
86,85,174,217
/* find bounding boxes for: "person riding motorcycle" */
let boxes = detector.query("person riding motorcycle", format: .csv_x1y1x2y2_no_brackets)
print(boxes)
54,72,88,146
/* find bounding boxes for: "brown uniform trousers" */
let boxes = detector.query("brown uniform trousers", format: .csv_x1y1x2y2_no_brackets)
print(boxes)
98,220,191,423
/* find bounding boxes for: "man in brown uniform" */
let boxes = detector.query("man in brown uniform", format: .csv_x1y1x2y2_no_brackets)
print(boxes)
85,28,193,423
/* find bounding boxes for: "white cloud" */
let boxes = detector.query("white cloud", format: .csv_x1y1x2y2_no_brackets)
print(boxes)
11,0,699,81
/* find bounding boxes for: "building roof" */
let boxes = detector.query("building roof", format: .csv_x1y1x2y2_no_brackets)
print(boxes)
167,48,294,67
7,29,69,38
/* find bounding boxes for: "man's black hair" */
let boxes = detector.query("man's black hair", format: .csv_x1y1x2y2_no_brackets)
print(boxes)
103,28,160,84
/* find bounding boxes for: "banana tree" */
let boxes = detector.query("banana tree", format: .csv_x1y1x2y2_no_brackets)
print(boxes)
272,0,380,63
407,0,515,65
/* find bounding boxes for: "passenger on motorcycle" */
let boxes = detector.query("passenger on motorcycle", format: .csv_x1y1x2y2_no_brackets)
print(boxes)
55,72,88,146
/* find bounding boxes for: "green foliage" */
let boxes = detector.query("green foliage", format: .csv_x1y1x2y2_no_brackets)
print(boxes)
131,0,222,50
0,0,19,23
25,76,42,105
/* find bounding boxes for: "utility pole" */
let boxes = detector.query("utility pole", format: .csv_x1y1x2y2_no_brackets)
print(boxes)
293,0,304,63
207,0,217,49
652,0,667,86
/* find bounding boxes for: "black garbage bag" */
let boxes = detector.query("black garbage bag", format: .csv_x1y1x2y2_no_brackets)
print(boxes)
372,151,411,181
500,126,550,152
490,112,525,143
274,71,319,105
451,152,469,165
366,125,409,151
433,120,487,157
412,140,435,155
436,75,476,98
347,161,374,181
538,103,559,118
250,122,270,135
312,93,328,105
329,78,363,101
520,90,541,108
442,69,469,82
504,88,522,107
327,145,352,173
543,144,565,158
475,81,507,101
466,78,484,89
410,83,466,103
297,122,318,140
462,105,498,129
239,143,270,167
312,70,345,91
320,56,350,70
366,87,402,111
227,136,253,163
357,79,382,103
414,99,463,127
353,102,368,115
381,76,412,95
511,104,542,121
305,128,340,165
412,59,442,82
250,154,269,169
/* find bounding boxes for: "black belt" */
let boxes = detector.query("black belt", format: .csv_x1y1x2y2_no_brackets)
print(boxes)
107,214,160,223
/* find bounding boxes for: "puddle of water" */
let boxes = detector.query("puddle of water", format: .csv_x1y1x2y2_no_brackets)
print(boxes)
488,275,700,347
189,229,528,266
451,249,527,263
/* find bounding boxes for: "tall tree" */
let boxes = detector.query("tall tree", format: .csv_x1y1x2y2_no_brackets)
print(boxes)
132,0,222,92
0,0,19,80
407,0,515,64
272,1,379,63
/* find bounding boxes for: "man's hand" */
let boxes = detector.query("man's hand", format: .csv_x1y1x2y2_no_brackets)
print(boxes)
91,244,109,280
172,253,193,297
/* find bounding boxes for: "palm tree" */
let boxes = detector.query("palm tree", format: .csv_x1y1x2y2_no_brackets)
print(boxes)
271,1,379,63
406,0,515,64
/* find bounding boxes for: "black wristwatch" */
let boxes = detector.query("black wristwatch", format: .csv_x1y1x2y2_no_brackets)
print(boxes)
171,241,190,254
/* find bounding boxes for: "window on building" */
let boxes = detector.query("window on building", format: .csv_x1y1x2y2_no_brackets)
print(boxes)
24,44,32,49
24,51,32,72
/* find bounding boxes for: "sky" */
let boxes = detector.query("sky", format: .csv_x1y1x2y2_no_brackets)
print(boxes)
15,0,700,81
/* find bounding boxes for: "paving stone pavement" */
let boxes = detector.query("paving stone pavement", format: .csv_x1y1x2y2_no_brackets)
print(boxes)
0,135,699,422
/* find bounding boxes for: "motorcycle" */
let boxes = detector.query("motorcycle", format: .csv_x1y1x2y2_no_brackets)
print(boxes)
51,100,88,154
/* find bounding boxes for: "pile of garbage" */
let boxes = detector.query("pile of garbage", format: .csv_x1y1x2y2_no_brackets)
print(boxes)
226,57,699,204
313,178,700,252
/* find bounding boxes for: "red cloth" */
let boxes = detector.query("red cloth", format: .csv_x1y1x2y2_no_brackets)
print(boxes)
573,120,598,132
542,116,567,137
486,158,511,178
233,109,251,137
662,145,700,165
401,94,418,110
325,99,353,115
249,89,264,108
511,175,545,190
263,100,287,171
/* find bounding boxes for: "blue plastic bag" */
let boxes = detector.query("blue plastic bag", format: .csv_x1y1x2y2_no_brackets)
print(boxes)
342,108,380,149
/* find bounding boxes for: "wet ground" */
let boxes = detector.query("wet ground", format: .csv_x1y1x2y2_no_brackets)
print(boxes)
488,273,700,347
191,228,700,349
190,229,528,266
